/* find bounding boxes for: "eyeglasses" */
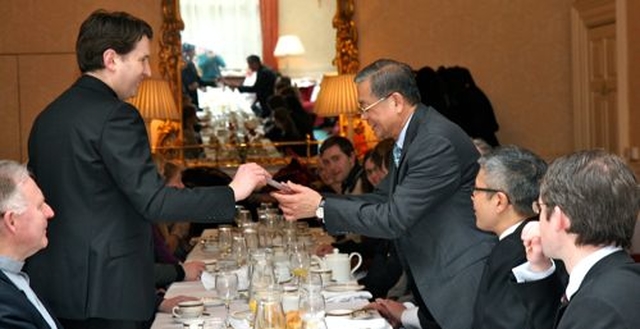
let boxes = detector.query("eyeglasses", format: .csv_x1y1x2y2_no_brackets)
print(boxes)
358,93,393,114
532,200,546,215
473,186,511,203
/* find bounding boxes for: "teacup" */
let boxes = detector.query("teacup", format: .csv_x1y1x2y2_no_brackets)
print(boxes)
172,300,205,319
309,268,332,286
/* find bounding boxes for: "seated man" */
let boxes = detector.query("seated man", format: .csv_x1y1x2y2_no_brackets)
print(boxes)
370,146,564,329
527,150,640,328
0,160,61,329
319,136,366,195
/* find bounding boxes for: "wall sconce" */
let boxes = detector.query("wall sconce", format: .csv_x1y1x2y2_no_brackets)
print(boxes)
313,73,359,139
127,78,180,155
273,34,305,76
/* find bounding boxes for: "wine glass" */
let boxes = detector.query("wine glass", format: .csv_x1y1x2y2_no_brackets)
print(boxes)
215,271,239,328
299,284,327,329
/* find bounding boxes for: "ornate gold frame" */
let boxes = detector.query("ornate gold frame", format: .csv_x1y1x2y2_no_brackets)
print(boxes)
158,0,360,101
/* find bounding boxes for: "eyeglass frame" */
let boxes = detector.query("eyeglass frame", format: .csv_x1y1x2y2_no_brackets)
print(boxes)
473,186,511,204
358,92,394,115
532,200,547,215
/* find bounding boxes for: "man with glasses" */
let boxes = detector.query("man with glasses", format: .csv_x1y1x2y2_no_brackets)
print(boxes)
525,150,640,329
470,146,563,329
272,59,495,329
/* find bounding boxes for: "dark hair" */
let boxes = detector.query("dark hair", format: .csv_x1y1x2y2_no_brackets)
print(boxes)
540,149,640,249
76,9,153,73
354,59,421,106
478,145,547,217
247,55,261,65
320,136,355,157
368,138,395,172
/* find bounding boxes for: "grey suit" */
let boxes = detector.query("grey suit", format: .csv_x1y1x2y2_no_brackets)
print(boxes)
324,104,495,329
26,75,236,322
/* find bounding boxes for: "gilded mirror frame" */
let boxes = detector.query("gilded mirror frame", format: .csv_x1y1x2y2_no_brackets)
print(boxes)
158,0,360,104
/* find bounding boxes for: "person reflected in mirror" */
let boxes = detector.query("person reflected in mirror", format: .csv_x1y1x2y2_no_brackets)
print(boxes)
225,55,277,118
196,48,226,87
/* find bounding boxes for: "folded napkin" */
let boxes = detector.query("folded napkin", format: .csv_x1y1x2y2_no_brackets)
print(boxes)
201,266,249,291
322,290,373,303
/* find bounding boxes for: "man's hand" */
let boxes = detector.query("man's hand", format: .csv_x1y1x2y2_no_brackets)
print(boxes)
521,221,553,272
182,261,205,281
364,299,406,329
270,181,322,220
228,163,270,201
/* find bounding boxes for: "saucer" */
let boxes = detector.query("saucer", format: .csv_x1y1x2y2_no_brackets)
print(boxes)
173,315,214,324
230,310,252,321
201,297,224,307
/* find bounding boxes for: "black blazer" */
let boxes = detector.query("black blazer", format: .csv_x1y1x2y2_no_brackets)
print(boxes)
324,104,496,329
26,75,237,321
555,251,640,329
0,271,63,329
472,219,564,329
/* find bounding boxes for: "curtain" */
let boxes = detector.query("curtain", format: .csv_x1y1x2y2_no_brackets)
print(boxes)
259,0,279,71
180,0,262,70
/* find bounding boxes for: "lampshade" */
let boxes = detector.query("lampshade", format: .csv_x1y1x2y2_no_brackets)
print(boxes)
313,74,359,117
127,78,179,120
273,35,305,57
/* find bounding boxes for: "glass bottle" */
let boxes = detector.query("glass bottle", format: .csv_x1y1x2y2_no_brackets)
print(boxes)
254,288,286,329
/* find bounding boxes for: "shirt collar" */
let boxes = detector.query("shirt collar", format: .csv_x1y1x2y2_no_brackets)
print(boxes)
499,220,524,240
565,245,622,300
0,255,25,274
395,112,414,151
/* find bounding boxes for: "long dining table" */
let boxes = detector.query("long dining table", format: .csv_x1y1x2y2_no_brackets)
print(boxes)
150,228,392,329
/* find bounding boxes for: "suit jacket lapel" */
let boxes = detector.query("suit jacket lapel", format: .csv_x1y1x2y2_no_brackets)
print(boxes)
391,104,431,186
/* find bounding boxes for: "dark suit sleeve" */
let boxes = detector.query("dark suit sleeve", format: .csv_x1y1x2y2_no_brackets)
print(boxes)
0,277,50,329
324,133,465,238
100,103,236,222
515,272,563,329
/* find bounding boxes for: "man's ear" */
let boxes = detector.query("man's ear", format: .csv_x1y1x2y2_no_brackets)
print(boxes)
103,49,118,71
495,191,510,212
550,206,570,232
1,211,18,234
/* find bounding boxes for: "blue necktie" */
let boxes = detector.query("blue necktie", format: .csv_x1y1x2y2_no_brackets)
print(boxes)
393,144,402,167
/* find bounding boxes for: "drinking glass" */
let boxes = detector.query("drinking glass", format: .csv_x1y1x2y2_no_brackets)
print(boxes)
218,225,233,254
298,284,327,329
215,271,239,328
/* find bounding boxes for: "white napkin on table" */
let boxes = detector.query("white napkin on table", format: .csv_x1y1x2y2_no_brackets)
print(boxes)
322,290,373,303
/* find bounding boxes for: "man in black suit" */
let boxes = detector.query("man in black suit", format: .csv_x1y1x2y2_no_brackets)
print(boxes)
470,145,562,329
25,10,269,329
272,59,495,329
0,160,62,329
236,55,277,118
528,150,640,329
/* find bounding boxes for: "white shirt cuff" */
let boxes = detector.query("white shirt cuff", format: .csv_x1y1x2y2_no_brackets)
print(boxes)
401,302,421,329
512,260,556,283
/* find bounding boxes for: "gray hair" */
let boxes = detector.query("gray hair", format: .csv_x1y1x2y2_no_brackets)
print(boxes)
355,59,421,106
478,146,547,217
0,160,30,216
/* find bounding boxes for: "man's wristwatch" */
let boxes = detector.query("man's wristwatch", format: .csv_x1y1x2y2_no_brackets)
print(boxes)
315,198,326,219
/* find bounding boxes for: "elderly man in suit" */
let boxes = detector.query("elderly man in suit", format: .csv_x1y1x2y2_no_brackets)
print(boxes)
273,59,495,329
0,160,61,329
525,150,640,329
26,10,269,329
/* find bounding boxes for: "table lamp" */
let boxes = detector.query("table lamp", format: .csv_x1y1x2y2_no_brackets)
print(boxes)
273,34,305,76
313,73,359,139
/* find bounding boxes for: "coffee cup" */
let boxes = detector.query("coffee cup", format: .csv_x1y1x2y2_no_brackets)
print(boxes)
172,300,205,319
309,268,332,286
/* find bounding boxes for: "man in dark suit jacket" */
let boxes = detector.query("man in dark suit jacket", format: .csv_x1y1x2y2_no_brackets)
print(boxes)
0,160,62,329
236,55,277,118
528,150,640,329
25,10,269,329
471,146,562,329
273,59,495,329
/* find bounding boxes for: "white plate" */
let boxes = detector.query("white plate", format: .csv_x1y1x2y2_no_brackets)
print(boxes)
173,315,215,324
324,284,365,292
326,309,353,316
231,310,252,321
201,297,224,307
